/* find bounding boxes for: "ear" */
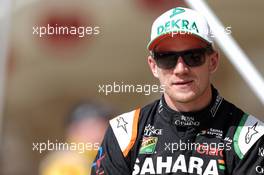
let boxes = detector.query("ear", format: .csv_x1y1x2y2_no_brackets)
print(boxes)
147,55,159,78
208,51,219,74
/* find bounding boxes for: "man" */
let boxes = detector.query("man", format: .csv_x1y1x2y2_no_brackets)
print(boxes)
91,7,264,175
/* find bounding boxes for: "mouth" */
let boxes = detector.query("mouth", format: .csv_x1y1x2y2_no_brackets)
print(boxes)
172,80,194,86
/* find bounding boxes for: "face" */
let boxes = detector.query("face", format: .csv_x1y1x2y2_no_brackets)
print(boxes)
67,117,107,143
148,34,219,108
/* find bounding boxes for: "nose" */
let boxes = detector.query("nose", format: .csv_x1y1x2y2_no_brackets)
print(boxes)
172,57,190,75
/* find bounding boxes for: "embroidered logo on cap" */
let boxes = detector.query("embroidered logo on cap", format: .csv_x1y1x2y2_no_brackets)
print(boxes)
170,8,185,18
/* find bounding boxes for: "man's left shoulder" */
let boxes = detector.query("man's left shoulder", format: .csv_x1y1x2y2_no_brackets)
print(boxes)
233,113,264,159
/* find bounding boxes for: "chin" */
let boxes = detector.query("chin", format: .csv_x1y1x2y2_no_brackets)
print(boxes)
170,91,198,103
175,95,197,103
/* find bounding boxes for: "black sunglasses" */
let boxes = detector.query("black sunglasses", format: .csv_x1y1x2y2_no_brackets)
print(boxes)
152,46,213,69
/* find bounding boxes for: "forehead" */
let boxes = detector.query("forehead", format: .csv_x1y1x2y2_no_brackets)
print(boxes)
154,34,208,52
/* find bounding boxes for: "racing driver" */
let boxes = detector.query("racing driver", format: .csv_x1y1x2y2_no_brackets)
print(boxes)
91,7,264,175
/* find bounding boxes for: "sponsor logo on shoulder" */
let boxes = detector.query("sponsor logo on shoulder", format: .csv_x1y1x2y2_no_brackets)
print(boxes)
116,116,128,133
245,122,258,144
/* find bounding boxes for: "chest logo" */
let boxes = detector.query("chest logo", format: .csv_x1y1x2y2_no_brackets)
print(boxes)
144,124,163,136
139,137,158,154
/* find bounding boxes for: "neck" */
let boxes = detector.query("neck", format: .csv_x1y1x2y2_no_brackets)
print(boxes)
164,85,212,112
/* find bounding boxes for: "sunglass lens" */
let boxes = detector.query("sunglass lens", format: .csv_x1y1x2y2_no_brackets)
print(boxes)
153,48,208,69
183,51,205,67
154,53,178,69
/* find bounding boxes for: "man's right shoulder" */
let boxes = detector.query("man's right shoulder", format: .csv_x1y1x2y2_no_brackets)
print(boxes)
109,108,140,156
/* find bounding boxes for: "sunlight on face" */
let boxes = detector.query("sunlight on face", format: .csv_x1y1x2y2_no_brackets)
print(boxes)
148,35,219,110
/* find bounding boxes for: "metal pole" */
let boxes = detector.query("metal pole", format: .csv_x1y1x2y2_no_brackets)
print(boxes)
186,0,264,105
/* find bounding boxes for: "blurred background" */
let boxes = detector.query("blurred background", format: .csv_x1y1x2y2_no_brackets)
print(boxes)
0,0,263,174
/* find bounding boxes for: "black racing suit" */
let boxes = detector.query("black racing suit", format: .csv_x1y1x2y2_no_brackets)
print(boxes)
91,86,264,175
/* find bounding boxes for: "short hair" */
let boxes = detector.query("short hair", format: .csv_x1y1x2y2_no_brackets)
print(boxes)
66,101,116,126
